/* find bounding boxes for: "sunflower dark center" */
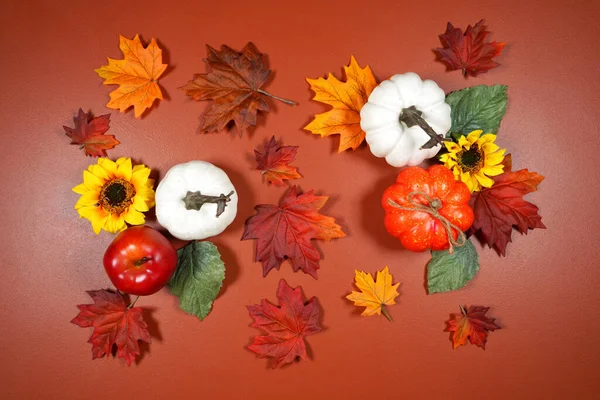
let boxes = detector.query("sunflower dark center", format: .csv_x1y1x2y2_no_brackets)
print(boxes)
99,178,135,214
457,145,484,172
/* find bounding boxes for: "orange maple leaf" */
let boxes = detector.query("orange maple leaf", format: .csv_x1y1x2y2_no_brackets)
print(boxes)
346,266,400,321
254,136,301,186
305,56,377,152
95,35,167,118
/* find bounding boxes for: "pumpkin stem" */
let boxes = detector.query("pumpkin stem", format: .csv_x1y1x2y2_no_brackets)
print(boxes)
183,190,235,218
399,106,450,150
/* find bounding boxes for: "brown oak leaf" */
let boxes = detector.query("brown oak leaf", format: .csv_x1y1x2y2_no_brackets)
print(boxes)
180,42,297,135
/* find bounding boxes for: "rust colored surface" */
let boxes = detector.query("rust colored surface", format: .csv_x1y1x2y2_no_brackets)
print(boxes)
1,0,599,398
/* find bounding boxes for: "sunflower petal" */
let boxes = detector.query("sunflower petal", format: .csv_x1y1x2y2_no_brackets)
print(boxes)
444,141,461,152
77,206,109,235
466,130,483,144
485,150,506,166
124,209,146,226
75,191,100,209
116,158,133,181
480,133,497,144
98,158,118,176
83,170,103,191
136,185,156,203
483,165,505,176
131,166,151,191
88,164,110,182
475,172,495,188
72,183,88,194
105,213,126,233
132,195,150,212
482,142,500,153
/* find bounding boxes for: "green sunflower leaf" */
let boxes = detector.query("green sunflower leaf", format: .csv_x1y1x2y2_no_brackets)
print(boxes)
445,85,508,137
169,241,225,320
427,239,479,294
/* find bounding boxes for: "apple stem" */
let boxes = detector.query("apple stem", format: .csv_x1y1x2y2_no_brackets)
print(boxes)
127,296,140,309
134,257,152,267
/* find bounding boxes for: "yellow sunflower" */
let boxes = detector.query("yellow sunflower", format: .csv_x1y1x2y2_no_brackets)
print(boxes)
439,130,506,192
72,157,155,234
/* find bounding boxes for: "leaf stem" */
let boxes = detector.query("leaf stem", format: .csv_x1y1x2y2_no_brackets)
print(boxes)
381,305,393,322
257,89,298,106
459,305,467,315
128,296,140,309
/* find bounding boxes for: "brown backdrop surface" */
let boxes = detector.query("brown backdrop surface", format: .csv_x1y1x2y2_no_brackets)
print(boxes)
1,0,599,399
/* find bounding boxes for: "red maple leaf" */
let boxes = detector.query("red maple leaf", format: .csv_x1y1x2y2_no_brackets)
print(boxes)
180,42,297,135
247,279,321,368
71,290,151,366
469,154,545,256
447,305,501,349
436,19,506,77
63,109,119,157
254,136,302,186
241,186,345,279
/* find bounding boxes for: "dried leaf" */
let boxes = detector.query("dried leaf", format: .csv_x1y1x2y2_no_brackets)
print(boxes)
305,56,377,152
181,42,297,135
346,266,400,321
241,186,345,279
95,34,167,117
63,109,119,157
71,290,151,366
447,305,501,349
436,20,506,77
254,136,301,186
469,154,545,255
247,279,321,368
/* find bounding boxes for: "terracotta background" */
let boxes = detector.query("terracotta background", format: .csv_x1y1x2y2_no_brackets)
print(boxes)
1,0,599,398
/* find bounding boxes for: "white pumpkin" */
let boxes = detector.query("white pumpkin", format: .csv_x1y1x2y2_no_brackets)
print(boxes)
155,161,238,241
360,72,451,167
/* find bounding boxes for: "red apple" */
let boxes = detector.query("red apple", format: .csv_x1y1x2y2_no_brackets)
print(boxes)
103,226,178,296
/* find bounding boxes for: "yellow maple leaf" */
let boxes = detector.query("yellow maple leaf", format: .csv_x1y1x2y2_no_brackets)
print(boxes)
95,35,167,118
305,56,377,152
346,266,400,321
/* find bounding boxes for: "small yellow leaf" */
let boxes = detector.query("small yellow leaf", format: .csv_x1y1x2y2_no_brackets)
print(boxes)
305,56,377,152
346,266,400,321
95,35,167,118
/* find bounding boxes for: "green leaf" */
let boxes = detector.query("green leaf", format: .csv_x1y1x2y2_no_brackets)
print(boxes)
427,239,479,294
445,85,508,136
169,241,225,320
